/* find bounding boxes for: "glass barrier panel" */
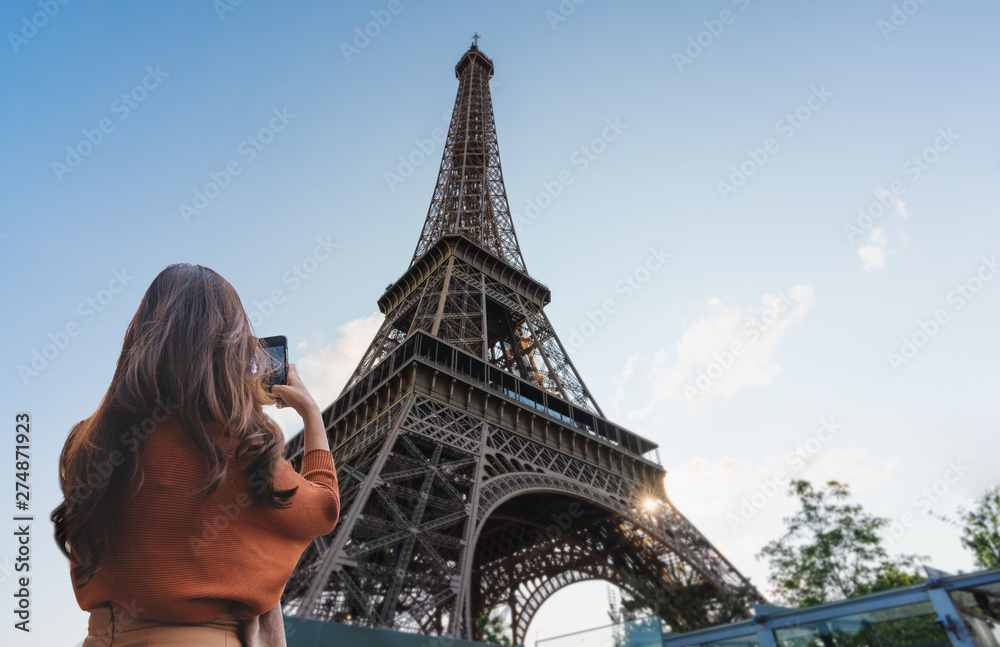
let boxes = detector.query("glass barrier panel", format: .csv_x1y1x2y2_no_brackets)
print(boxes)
950,582,1000,647
773,600,948,647
690,633,761,647
538,616,663,647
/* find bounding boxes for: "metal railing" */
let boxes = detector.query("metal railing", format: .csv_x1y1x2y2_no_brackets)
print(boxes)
533,568,1000,647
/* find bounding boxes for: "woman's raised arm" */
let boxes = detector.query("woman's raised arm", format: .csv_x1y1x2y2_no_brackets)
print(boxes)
271,363,329,454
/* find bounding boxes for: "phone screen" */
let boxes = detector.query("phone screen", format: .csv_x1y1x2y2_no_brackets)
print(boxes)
258,336,288,388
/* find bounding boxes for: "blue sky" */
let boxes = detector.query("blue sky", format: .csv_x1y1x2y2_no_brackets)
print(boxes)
2,1,999,645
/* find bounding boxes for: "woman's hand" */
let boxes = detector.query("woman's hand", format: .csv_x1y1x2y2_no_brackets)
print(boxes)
271,364,321,421
271,363,329,453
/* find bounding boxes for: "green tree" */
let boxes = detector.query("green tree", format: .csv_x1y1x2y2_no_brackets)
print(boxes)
475,613,512,646
958,485,1000,569
758,479,926,607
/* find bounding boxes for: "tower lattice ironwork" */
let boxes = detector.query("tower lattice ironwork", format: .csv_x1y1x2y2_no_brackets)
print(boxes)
282,41,760,643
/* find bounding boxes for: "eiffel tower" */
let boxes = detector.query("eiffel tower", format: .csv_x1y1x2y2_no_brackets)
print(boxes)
282,40,759,643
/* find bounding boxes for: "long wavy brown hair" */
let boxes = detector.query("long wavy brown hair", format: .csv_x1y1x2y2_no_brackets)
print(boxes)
51,263,296,587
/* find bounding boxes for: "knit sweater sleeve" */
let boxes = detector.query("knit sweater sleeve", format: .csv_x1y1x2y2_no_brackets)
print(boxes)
301,448,338,489
278,448,340,535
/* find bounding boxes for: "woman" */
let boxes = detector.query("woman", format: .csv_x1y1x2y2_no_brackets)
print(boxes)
51,263,340,646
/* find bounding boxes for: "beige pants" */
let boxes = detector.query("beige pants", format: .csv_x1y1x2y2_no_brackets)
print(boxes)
84,606,245,646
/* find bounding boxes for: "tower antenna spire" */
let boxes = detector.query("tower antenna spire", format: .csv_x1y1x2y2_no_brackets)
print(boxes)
472,32,480,47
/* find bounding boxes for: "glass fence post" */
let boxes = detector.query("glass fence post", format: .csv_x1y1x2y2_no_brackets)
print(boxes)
927,587,976,647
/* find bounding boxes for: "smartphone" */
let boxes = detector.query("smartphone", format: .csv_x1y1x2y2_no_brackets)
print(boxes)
258,335,288,392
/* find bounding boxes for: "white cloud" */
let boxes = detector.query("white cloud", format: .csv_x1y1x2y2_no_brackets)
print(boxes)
616,285,815,418
892,195,908,219
859,227,888,271
267,312,384,436
856,191,910,272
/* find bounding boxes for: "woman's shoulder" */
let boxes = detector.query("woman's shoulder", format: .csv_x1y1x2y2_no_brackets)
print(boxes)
137,415,236,454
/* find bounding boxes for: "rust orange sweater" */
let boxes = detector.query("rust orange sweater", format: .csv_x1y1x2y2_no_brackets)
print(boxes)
71,416,339,622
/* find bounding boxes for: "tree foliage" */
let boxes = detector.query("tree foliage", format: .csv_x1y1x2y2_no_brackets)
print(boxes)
758,479,926,607
958,485,1000,569
475,613,512,646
